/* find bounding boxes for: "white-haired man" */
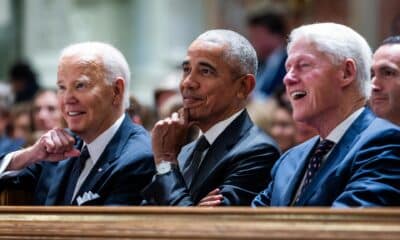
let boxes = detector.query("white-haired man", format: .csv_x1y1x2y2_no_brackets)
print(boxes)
252,23,400,207
0,42,155,205
142,29,280,206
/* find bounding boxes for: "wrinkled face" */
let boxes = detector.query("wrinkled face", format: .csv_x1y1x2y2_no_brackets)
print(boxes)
181,39,244,131
284,39,342,125
371,44,400,124
33,91,63,131
57,55,117,143
271,107,296,152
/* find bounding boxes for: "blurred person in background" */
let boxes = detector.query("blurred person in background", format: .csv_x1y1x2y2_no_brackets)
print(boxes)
247,11,288,100
32,89,65,138
8,61,40,104
0,83,24,155
370,35,400,125
8,103,35,147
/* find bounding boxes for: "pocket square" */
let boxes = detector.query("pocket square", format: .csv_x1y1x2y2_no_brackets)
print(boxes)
76,191,100,206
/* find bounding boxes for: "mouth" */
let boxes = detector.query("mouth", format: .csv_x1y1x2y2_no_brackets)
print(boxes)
66,111,86,117
182,95,205,107
290,91,307,100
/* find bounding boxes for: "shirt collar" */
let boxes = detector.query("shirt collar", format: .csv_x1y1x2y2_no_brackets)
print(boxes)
201,109,244,145
325,107,364,143
83,114,125,164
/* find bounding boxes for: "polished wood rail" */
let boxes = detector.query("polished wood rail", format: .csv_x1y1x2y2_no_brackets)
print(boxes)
0,207,398,239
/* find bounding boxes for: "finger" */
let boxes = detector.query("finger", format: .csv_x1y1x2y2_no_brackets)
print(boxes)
58,129,76,149
206,188,220,196
42,134,56,153
54,129,71,152
50,130,63,153
199,194,223,203
64,149,81,158
171,112,179,120
198,199,221,207
180,107,190,125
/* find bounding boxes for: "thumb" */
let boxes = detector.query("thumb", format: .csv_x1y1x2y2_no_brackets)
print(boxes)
64,149,81,158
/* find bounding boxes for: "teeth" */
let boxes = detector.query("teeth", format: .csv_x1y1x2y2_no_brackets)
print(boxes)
68,112,80,116
291,91,306,100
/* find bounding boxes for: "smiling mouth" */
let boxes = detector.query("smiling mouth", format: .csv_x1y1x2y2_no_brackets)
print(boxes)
67,111,85,116
291,91,307,100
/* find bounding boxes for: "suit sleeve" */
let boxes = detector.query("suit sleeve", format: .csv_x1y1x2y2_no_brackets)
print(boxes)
332,131,400,207
102,154,155,206
142,142,280,206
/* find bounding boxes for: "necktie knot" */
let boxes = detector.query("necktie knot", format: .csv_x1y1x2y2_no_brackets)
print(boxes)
78,146,90,171
195,136,210,152
314,139,335,157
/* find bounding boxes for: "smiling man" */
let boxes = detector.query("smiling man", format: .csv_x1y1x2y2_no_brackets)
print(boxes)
252,23,400,207
371,36,400,125
0,42,155,205
142,29,280,206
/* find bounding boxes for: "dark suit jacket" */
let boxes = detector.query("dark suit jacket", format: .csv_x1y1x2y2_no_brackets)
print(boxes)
0,115,155,205
252,108,400,207
142,110,280,206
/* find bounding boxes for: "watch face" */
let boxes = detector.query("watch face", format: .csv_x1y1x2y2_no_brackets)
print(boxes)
157,161,172,174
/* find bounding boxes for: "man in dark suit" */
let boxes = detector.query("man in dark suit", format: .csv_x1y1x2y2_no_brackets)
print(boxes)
370,35,400,125
142,29,280,206
252,23,400,207
0,42,155,205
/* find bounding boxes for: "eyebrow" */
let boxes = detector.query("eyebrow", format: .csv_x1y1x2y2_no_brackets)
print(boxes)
198,61,217,72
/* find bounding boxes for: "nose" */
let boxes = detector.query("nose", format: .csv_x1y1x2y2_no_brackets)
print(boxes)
371,75,382,92
283,68,299,86
60,88,78,104
180,73,199,90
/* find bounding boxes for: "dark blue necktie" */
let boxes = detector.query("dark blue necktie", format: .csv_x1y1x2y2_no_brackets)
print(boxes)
295,139,335,204
63,146,90,204
183,136,210,187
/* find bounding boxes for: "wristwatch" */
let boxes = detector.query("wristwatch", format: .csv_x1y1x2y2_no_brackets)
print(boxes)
156,160,176,175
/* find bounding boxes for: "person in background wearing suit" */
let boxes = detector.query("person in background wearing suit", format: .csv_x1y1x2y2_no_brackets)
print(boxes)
253,23,400,207
370,36,400,125
142,29,280,206
0,42,155,205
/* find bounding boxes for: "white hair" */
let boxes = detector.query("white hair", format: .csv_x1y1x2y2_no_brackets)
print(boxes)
197,29,258,76
287,23,372,98
59,42,131,109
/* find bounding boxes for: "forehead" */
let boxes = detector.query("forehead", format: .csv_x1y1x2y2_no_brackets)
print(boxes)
57,55,105,81
286,39,331,64
185,39,226,63
374,44,400,64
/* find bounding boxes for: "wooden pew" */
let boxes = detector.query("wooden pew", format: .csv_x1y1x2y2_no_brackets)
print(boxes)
0,207,398,239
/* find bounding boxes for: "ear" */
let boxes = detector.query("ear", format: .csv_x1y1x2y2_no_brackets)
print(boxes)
236,74,256,100
112,77,125,105
340,58,357,88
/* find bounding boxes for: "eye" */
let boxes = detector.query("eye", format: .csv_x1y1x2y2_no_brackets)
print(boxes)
200,67,214,76
383,69,396,77
182,65,191,75
76,82,86,89
57,84,66,92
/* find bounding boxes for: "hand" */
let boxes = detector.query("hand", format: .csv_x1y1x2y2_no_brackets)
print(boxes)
152,108,192,165
9,128,81,170
197,188,223,207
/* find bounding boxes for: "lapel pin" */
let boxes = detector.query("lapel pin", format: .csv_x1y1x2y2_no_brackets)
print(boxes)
98,168,103,172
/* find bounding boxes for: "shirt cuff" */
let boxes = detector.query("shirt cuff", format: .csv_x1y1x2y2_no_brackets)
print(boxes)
0,152,22,178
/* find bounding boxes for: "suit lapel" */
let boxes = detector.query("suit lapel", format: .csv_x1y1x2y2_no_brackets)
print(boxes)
297,108,375,205
71,115,133,204
45,141,84,205
189,110,252,195
280,137,319,206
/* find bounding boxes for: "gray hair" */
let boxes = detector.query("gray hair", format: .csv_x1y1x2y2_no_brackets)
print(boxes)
59,42,131,109
287,23,372,98
197,29,258,76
